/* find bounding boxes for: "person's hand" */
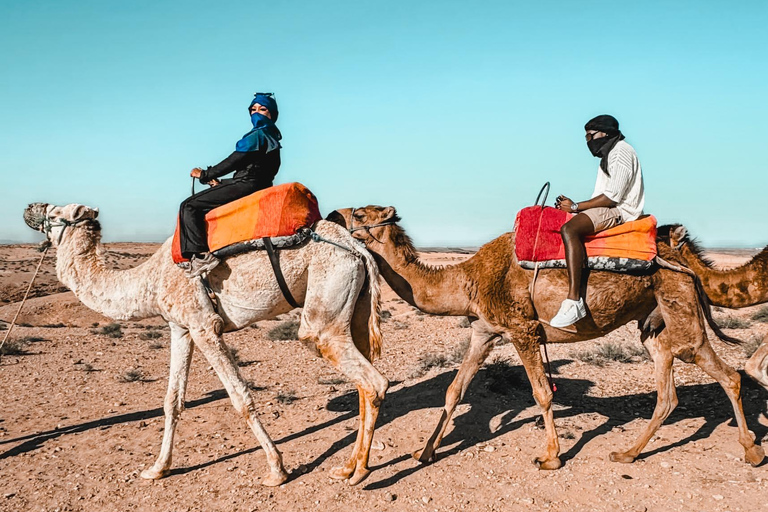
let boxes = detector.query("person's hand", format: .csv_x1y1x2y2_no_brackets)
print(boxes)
209,179,221,187
555,195,575,212
190,167,203,179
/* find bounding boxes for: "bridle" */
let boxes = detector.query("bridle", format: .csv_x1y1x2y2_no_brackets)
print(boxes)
347,207,397,244
39,213,90,244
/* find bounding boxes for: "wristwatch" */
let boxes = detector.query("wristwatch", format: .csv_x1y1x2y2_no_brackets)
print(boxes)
571,203,579,212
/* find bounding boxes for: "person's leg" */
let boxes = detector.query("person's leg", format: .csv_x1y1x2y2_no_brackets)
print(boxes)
179,181,261,259
560,213,596,301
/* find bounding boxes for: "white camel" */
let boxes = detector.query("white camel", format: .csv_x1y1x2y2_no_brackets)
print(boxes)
23,202,388,486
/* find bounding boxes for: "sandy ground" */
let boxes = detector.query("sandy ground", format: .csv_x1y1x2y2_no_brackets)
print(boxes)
1,242,767,512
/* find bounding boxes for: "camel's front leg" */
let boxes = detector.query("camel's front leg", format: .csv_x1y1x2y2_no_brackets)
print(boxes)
413,324,498,464
141,323,194,480
745,334,768,391
610,339,676,463
511,330,562,470
191,320,288,486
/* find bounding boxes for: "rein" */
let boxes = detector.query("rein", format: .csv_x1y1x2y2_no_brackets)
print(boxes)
347,207,397,243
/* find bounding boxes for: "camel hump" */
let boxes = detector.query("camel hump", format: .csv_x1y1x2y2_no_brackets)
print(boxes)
172,183,322,264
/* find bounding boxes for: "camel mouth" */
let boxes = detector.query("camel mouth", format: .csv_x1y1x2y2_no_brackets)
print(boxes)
23,203,49,231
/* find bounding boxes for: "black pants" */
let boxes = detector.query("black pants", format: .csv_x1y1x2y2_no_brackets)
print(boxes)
179,179,270,258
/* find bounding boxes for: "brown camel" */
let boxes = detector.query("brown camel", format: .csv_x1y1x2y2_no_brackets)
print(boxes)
327,206,765,469
660,224,768,390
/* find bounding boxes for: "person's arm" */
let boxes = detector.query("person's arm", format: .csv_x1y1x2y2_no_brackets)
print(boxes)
557,194,617,213
198,151,251,183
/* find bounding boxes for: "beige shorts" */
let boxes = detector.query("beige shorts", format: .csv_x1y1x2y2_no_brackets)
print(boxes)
582,207,623,232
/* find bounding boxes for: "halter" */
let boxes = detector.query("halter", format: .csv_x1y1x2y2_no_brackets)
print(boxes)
40,214,90,244
347,207,397,243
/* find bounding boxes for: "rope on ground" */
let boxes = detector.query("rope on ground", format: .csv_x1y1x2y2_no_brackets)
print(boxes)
0,245,49,362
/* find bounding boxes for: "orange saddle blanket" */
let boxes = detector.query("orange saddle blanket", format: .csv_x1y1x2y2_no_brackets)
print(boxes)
514,206,657,271
172,182,322,264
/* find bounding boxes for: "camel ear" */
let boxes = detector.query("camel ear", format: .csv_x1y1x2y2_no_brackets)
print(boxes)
71,205,87,222
382,206,397,221
325,210,347,229
670,225,687,244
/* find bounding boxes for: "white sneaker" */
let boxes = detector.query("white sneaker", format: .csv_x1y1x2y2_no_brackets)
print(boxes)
549,298,587,328
185,252,220,278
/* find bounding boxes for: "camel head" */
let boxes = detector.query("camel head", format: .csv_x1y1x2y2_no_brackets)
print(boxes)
656,224,688,250
326,206,400,244
24,203,100,246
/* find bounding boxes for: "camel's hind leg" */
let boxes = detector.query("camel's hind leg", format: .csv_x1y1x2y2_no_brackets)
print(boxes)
413,320,498,464
141,323,195,480
745,334,768,391
693,341,765,466
610,335,677,463
190,318,288,486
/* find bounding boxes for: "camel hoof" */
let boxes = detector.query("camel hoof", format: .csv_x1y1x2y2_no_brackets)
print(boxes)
140,467,169,480
412,448,436,464
533,457,562,470
261,470,289,487
746,445,765,467
329,465,354,480
609,451,636,464
347,467,371,486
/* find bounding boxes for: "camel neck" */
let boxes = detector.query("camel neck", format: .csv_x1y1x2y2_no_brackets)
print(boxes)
682,243,768,308
55,229,163,320
372,228,471,316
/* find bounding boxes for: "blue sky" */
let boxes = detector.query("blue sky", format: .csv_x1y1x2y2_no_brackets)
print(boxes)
2,0,766,247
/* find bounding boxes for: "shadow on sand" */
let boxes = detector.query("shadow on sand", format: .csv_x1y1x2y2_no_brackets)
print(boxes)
2,360,766,487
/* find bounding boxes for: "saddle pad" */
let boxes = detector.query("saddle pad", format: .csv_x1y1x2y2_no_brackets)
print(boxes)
172,182,322,263
514,206,657,270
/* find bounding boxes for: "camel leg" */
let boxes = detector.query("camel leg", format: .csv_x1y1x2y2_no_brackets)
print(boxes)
610,336,677,463
413,324,498,464
328,388,367,480
511,331,562,470
141,323,195,480
693,341,765,466
745,334,768,391
323,337,388,485
190,321,288,486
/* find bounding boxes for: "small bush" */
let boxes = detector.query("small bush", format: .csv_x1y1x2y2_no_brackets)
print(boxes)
410,352,450,378
572,341,649,367
267,320,300,341
0,339,28,355
458,317,471,328
19,336,46,343
18,322,32,327
318,376,347,385
276,390,298,404
139,330,162,340
381,310,392,321
393,321,409,330
117,368,146,383
744,335,764,358
148,342,164,350
716,315,752,330
449,339,470,364
74,362,96,372
42,323,66,328
751,306,768,323
94,323,123,338
91,322,100,328
0,323,7,331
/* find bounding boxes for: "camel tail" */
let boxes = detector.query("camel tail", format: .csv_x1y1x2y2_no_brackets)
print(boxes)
655,256,744,346
359,245,383,361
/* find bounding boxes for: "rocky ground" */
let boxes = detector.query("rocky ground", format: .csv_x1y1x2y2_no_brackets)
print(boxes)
0,243,767,512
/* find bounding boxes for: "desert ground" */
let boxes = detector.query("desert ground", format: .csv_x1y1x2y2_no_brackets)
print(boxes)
0,242,767,512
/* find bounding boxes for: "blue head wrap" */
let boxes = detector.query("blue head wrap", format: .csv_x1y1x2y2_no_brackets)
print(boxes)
236,93,282,153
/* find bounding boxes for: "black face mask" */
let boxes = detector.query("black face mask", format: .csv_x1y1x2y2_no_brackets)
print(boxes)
587,137,610,157
587,132,625,174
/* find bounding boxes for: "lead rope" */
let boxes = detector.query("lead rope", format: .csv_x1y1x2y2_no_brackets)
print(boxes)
0,245,49,363
529,182,556,392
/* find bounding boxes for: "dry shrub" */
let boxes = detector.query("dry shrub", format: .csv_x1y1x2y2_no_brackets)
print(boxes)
458,317,471,328
93,323,123,338
484,357,526,395
267,320,300,341
572,341,649,367
0,339,28,356
381,310,392,322
744,335,764,358
42,323,66,328
276,390,298,404
393,321,409,330
318,376,347,385
716,315,752,330
139,330,162,340
751,306,768,323
117,368,147,383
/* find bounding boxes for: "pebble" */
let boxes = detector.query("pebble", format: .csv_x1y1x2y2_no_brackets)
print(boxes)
385,492,396,502
660,462,671,468
713,495,724,500
484,446,496,453
422,496,431,504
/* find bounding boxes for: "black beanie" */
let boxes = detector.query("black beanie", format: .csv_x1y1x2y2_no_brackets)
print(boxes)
585,114,620,135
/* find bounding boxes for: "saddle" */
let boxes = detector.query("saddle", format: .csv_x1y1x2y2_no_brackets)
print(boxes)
514,206,657,272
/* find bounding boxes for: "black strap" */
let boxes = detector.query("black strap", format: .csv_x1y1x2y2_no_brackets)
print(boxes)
262,237,300,308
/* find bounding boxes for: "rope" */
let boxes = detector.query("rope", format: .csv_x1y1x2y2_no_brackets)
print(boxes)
0,245,49,362
310,231,357,254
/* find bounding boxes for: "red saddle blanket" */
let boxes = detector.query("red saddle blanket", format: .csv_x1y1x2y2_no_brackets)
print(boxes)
172,182,322,264
514,206,657,264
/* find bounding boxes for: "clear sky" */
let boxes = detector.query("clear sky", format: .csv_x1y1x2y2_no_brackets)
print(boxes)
2,0,766,247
